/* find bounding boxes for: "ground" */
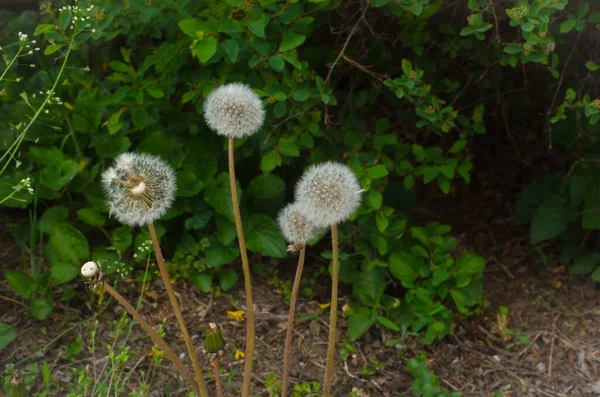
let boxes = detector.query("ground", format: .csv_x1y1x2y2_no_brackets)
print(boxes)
1,133,600,397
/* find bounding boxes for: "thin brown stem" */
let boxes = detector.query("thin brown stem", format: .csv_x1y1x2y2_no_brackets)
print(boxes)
147,223,208,397
322,224,339,397
281,246,307,397
100,283,200,396
212,360,224,397
228,137,255,397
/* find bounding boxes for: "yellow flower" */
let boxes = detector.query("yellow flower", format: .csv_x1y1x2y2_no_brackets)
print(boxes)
149,345,160,357
319,302,331,310
227,310,245,321
234,349,245,360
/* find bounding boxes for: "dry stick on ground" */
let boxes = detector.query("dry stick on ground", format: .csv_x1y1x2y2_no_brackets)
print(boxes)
281,245,307,397
322,224,339,397
100,283,200,396
147,223,209,397
212,361,224,397
228,137,256,397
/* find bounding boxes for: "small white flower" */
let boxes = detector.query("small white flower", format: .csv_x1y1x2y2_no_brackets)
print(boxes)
102,152,176,226
16,77,22,82
45,110,49,114
278,202,320,245
81,261,99,277
28,50,33,55
91,29,96,33
30,64,35,68
295,161,362,227
203,82,265,139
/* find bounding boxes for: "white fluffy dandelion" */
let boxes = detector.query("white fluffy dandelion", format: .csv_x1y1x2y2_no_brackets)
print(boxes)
295,161,362,227
102,152,176,226
278,202,320,247
203,82,265,139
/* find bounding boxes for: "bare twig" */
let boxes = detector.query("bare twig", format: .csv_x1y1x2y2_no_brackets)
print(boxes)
324,0,371,84
548,314,559,379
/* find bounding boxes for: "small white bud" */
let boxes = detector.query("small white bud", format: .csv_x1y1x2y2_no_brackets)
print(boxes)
81,261,99,277
91,29,96,33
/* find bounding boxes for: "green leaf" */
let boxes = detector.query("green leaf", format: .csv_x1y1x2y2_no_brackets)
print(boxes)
503,44,521,54
367,164,388,179
29,147,79,191
451,289,469,314
585,61,600,72
293,88,309,102
403,175,415,190
146,88,164,99
34,24,56,36
109,60,130,73
30,297,54,320
456,254,486,276
244,214,287,258
206,244,239,268
249,15,269,37
521,21,534,32
571,252,600,275
260,150,281,172
77,208,105,227
248,174,285,198
411,3,423,16
282,53,302,69
191,273,212,293
583,191,600,229
222,39,239,63
178,18,203,37
44,43,64,55
204,174,241,223
132,107,148,129
530,195,576,244
368,190,382,209
219,269,238,291
268,55,285,72
559,19,576,34
6,270,36,299
273,101,287,118
195,38,218,63
182,91,196,104
348,307,376,340
59,9,72,30
402,59,412,75
388,251,420,282
278,136,299,157
591,266,600,283
279,33,306,52
432,268,450,285
449,139,467,153
112,226,132,251
176,171,204,197
38,206,68,233
49,223,89,263
0,323,16,350
377,316,400,331
51,262,79,284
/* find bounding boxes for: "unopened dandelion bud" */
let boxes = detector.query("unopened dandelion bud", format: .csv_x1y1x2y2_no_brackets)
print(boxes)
295,161,362,227
203,82,265,139
203,322,226,363
278,202,319,246
81,261,99,277
8,376,26,397
101,152,176,226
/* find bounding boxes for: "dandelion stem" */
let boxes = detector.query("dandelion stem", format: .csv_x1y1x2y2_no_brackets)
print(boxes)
281,245,306,397
147,223,209,397
228,137,255,397
212,360,224,397
322,224,339,397
100,282,200,396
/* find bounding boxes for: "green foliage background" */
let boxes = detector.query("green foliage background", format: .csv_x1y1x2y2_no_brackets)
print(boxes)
1,0,598,343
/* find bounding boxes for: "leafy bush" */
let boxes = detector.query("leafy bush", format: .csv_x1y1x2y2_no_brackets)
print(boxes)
3,0,597,343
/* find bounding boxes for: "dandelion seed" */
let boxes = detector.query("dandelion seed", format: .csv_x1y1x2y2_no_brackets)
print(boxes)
294,161,362,227
203,82,265,139
101,152,176,226
277,202,320,246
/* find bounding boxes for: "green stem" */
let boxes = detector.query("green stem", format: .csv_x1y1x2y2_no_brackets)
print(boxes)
0,33,76,177
0,46,23,83
228,137,255,397
281,246,306,397
322,224,339,397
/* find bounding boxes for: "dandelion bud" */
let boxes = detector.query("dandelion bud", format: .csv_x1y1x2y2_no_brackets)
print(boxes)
277,202,319,246
203,322,226,363
81,261,99,277
203,82,265,139
101,152,176,226
295,161,362,227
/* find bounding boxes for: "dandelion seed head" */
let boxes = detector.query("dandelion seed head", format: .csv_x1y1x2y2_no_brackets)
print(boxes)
295,161,362,227
203,82,265,139
277,202,319,245
102,152,176,226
